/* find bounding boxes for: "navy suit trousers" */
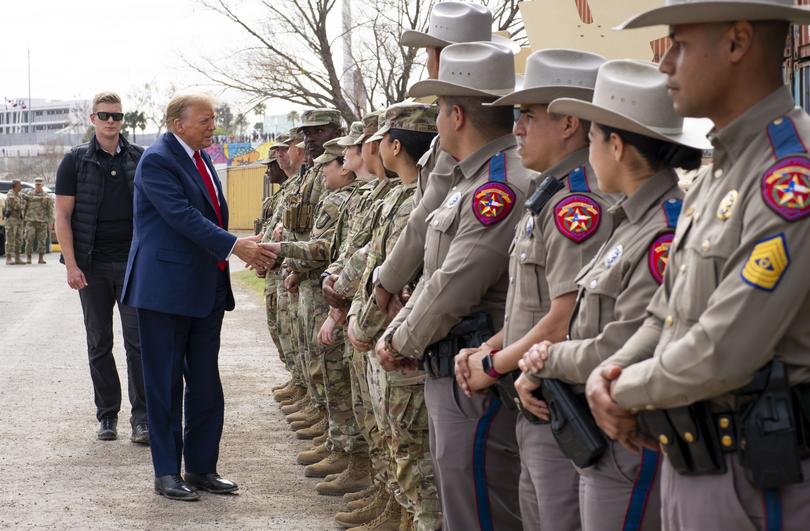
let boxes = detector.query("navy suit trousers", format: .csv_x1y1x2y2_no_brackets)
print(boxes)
137,270,228,477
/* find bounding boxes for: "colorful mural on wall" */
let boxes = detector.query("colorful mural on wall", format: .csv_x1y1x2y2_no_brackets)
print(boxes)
204,141,275,166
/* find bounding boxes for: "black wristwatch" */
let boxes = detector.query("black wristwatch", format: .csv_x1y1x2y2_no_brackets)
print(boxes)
482,350,502,378
320,271,331,289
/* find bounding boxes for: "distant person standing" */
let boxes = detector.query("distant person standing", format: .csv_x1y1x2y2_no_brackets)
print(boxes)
54,91,148,444
4,179,26,265
23,177,54,264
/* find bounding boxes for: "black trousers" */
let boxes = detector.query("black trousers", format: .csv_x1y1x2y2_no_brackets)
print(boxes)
78,260,147,427
137,270,228,476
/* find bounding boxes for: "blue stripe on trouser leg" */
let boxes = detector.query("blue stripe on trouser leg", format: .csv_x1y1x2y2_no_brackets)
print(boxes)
763,488,782,531
622,448,660,530
473,398,500,531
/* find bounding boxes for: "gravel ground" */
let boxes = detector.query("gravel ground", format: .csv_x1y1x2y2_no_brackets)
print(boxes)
0,255,342,530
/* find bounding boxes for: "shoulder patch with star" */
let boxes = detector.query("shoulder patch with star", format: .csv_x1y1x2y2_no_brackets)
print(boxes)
761,156,810,221
648,232,674,285
472,182,515,226
740,233,790,292
553,194,601,243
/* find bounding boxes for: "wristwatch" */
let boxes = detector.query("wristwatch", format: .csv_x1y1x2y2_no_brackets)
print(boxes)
319,271,331,289
481,350,502,378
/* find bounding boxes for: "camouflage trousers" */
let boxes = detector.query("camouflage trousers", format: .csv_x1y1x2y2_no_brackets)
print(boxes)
348,343,389,485
4,218,24,256
25,221,48,255
298,279,326,406
303,279,365,454
266,271,299,383
386,380,442,531
367,355,401,497
281,281,309,390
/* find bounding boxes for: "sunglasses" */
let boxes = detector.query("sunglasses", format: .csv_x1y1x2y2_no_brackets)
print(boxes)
95,111,124,121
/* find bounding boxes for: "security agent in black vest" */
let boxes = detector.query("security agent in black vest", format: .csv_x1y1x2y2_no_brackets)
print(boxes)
54,91,148,444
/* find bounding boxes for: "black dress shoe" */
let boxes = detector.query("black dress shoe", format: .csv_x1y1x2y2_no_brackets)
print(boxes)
154,475,200,501
97,416,118,441
184,472,239,494
130,423,150,445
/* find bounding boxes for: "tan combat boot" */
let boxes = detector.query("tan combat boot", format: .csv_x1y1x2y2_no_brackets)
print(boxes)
346,497,402,531
281,395,309,415
272,379,293,393
14,254,24,265
343,483,378,506
297,442,331,465
304,450,349,478
335,489,390,528
290,408,325,431
26,254,32,264
345,484,381,511
275,384,304,403
38,253,46,264
286,402,318,423
315,454,372,496
5,255,12,265
296,416,328,440
312,431,328,446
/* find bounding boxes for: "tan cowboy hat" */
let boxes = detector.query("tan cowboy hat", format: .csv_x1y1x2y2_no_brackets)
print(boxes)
400,1,520,53
619,0,810,29
489,49,606,107
548,60,712,150
408,42,516,98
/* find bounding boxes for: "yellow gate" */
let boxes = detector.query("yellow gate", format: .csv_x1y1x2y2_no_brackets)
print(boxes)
226,164,266,230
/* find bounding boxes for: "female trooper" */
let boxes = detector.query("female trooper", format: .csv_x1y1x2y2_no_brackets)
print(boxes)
516,59,711,531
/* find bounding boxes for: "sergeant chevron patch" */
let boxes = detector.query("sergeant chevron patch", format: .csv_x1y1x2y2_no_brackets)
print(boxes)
740,233,790,292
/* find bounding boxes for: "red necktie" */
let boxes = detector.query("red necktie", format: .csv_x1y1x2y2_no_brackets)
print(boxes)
193,151,227,271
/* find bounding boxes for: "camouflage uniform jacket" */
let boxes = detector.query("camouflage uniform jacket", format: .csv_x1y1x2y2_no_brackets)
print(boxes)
282,180,360,276
260,178,295,242
4,190,25,221
350,181,418,340
281,162,325,243
23,191,54,223
329,176,401,298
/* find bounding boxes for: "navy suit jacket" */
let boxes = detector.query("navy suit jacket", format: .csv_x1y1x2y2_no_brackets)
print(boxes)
122,132,237,318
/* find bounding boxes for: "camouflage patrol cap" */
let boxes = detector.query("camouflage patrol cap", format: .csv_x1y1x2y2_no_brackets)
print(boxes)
287,128,304,143
367,102,438,142
274,132,292,145
34,177,44,183
357,110,384,143
337,121,365,147
298,108,343,129
313,138,345,165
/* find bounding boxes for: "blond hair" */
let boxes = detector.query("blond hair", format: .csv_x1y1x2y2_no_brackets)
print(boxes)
165,93,216,132
92,91,121,111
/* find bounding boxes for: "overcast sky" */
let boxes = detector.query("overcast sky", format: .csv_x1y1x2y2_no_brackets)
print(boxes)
0,0,298,117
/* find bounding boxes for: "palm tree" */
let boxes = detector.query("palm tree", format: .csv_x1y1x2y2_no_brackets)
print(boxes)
286,110,300,124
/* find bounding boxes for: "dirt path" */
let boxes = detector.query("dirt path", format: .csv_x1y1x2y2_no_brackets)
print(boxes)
0,257,341,529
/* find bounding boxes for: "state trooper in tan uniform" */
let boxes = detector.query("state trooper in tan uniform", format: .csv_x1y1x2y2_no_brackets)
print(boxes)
516,60,711,531
586,2,810,530
373,1,519,319
450,48,611,531
374,42,532,530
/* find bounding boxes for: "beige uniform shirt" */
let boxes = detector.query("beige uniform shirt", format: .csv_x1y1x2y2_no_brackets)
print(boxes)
377,137,456,293
503,149,614,347
607,87,810,411
537,169,683,386
387,135,533,358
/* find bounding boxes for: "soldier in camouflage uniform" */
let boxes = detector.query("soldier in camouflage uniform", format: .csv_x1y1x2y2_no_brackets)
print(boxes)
276,110,343,428
341,103,441,531
265,139,371,495
4,180,26,265
24,177,54,264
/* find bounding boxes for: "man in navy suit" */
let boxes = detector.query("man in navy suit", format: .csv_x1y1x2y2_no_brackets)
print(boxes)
122,93,277,501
